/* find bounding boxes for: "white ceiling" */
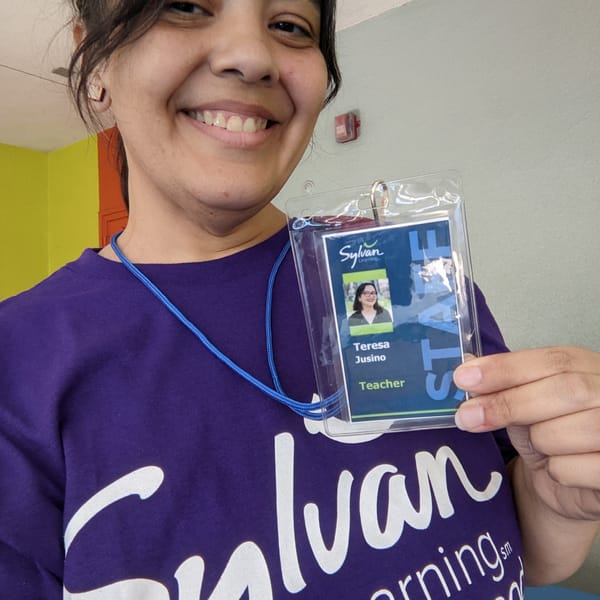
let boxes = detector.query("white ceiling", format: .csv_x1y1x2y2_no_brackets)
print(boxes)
0,0,412,153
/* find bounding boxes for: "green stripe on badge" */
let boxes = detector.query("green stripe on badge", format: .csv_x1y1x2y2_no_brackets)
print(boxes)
342,269,388,284
349,323,394,336
353,408,457,420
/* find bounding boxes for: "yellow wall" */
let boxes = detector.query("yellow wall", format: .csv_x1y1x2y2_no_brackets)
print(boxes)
0,137,99,300
48,137,99,274
0,143,48,299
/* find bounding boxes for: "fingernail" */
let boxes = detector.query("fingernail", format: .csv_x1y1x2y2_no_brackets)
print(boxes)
455,403,485,431
455,366,482,388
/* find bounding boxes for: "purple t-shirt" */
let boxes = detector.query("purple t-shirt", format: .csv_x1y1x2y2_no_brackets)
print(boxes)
0,228,524,599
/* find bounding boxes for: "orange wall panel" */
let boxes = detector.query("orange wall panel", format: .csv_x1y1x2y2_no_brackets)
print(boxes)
98,128,128,246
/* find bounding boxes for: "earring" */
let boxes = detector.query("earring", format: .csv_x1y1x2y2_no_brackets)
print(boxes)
88,83,106,103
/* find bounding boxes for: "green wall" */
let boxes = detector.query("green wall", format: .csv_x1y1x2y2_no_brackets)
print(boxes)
0,138,99,300
0,143,48,300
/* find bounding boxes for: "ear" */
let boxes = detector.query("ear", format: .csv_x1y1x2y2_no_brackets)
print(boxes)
72,18,113,119
72,19,111,112
73,18,85,47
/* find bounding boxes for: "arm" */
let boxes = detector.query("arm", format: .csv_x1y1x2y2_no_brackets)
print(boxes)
454,346,600,584
0,314,65,597
0,540,62,598
0,415,64,598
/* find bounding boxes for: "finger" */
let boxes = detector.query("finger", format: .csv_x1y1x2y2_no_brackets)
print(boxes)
529,408,600,456
454,346,599,395
545,453,600,492
455,372,600,431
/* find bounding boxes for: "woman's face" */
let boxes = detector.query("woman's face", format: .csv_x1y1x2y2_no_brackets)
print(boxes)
96,0,328,232
359,285,377,308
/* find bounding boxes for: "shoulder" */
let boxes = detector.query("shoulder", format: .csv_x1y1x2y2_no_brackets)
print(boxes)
2,261,78,330
0,249,130,378
0,250,105,329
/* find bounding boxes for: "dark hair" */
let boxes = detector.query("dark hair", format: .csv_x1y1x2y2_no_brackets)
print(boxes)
68,0,341,207
353,283,383,313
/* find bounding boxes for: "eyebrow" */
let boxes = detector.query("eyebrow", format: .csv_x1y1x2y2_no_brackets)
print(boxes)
301,0,321,9
285,0,322,17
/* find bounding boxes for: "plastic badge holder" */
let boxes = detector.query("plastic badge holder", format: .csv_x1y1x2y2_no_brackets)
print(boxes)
286,172,480,437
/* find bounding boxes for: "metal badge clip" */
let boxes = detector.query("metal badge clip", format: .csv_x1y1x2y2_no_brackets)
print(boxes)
369,179,389,225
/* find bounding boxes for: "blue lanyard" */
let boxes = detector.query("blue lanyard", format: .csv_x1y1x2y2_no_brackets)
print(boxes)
110,233,340,420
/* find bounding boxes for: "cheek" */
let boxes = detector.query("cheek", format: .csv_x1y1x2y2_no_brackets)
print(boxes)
103,37,188,118
287,56,328,118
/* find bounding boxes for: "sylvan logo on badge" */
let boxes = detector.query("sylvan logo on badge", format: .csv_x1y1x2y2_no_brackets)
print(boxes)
339,240,383,269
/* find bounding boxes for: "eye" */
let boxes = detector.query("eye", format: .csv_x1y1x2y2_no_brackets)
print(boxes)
166,2,210,15
270,17,318,44
271,20,310,37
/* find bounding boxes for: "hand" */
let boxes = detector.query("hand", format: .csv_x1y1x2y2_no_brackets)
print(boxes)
453,346,600,522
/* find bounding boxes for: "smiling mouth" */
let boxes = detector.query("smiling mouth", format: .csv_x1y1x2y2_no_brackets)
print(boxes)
183,110,274,133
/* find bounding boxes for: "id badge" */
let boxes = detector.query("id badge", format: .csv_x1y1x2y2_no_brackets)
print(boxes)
322,220,464,424
287,173,479,436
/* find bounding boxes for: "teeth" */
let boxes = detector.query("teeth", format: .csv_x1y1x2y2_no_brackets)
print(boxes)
226,115,243,132
214,112,227,128
186,109,268,132
243,118,257,133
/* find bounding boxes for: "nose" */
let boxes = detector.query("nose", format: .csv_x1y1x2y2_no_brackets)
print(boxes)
209,19,279,85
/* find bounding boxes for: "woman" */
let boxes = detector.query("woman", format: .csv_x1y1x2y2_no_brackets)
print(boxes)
348,282,392,327
0,1,598,598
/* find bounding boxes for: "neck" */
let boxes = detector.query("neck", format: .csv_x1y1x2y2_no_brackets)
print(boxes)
100,203,287,264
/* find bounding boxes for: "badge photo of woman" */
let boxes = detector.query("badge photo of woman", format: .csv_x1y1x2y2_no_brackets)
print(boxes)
348,281,392,328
